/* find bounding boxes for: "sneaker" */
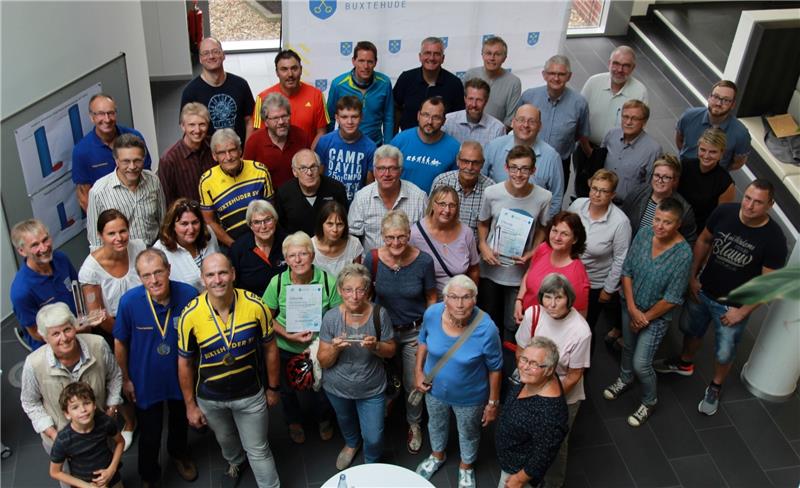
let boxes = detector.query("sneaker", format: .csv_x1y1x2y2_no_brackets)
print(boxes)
603,378,632,400
221,462,244,488
288,423,305,444
335,444,361,470
653,358,694,376
415,454,446,480
698,384,721,416
627,403,655,427
407,423,423,454
319,420,334,441
458,467,476,488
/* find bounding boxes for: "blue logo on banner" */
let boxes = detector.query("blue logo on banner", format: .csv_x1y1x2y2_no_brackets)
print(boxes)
388,39,402,54
310,0,336,19
482,34,494,43
340,41,353,56
315,79,328,92
527,32,540,46
441,37,449,48
456,71,466,81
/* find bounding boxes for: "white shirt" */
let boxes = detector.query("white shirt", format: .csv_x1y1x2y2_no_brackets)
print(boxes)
78,239,146,316
153,232,219,291
581,73,649,145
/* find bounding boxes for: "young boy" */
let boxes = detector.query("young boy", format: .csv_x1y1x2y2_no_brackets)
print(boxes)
49,382,125,488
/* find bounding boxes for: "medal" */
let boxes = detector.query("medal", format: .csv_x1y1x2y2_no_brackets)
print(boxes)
207,294,238,368
223,353,235,366
157,342,171,356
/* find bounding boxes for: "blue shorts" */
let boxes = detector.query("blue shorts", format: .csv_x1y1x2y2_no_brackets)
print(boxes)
681,290,749,365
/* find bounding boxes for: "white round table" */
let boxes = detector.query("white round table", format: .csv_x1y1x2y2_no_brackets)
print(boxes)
321,463,434,487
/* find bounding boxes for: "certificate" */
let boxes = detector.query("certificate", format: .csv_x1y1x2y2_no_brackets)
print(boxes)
492,209,534,265
285,284,323,332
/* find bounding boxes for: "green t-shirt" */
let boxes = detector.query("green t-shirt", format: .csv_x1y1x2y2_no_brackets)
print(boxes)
262,266,342,353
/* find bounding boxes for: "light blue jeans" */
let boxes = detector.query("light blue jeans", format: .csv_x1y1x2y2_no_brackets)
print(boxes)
393,327,424,426
620,308,669,407
325,391,385,463
681,290,749,365
198,390,280,488
425,394,483,464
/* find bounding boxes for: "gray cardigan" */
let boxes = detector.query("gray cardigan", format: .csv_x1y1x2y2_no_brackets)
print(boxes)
621,185,698,247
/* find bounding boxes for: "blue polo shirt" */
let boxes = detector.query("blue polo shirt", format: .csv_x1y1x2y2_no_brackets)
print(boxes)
519,86,590,160
71,125,152,185
10,251,78,350
113,281,198,409
676,107,750,170
326,70,395,145
391,128,459,193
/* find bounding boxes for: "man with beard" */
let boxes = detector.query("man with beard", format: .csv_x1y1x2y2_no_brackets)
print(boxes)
675,80,750,170
390,96,460,193
442,78,506,148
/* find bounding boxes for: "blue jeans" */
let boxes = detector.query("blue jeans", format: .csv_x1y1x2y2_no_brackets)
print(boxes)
197,390,280,488
620,308,669,407
425,394,483,464
681,290,749,365
325,391,385,463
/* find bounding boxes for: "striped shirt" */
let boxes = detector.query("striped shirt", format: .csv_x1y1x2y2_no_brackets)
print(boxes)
442,110,507,148
348,180,427,253
198,160,275,241
157,138,215,207
86,169,166,250
431,170,495,238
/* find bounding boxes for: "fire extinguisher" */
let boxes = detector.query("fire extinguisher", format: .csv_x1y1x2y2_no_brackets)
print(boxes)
188,0,203,53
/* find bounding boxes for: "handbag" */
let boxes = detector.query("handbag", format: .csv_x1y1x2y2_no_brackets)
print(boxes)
408,309,485,407
373,304,402,396
415,221,454,277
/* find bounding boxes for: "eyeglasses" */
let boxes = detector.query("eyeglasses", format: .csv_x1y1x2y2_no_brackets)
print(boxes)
482,50,506,58
610,60,633,70
286,251,311,260
518,356,550,370
507,165,533,175
294,165,319,174
434,201,457,210
709,93,734,105
140,268,167,282
589,186,612,195
118,158,144,167
652,174,674,183
513,117,539,127
545,71,569,78
91,110,117,118
445,293,475,303
419,112,444,122
458,157,483,166
341,287,368,296
374,166,401,174
199,49,223,57
621,115,644,122
266,114,290,122
250,216,275,227
383,235,409,243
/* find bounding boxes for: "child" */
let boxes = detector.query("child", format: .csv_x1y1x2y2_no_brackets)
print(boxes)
49,382,125,488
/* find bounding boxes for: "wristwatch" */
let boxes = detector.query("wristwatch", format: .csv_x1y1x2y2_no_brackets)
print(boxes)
487,399,500,407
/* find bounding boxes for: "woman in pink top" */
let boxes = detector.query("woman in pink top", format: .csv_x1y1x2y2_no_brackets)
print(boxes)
514,211,589,323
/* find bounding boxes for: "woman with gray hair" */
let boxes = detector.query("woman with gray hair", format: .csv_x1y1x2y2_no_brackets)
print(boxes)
496,336,569,488
515,272,591,488
363,210,436,455
414,275,503,487
229,199,288,296
317,263,396,469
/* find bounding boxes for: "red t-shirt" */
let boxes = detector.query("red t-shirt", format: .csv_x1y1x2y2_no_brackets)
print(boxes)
522,242,590,313
252,83,329,147
243,125,309,189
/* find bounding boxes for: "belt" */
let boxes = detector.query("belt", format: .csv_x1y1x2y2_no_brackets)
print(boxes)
394,318,422,331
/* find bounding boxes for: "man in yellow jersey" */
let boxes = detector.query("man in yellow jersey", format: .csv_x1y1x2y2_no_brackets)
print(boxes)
178,253,281,488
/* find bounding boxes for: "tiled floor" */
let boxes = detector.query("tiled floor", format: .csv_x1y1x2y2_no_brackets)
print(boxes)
3,32,799,488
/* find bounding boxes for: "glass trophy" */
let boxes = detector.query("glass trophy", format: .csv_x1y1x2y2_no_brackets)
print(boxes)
71,280,106,327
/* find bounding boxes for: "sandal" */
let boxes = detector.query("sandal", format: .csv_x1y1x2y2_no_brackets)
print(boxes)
1,443,11,460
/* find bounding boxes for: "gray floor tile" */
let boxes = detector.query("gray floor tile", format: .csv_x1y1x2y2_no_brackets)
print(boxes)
669,454,726,488
723,399,800,471
569,396,613,449
766,466,800,488
648,384,706,459
667,373,733,430
5,442,51,487
571,444,635,487
697,426,772,487
763,394,800,441
604,417,678,487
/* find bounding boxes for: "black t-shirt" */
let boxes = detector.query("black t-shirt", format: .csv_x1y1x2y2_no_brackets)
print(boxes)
274,175,349,237
678,158,733,231
180,73,255,142
229,228,288,297
50,411,121,485
699,203,787,303
392,67,465,130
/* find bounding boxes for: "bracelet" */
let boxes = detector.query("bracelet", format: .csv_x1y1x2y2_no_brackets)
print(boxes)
515,298,523,303
267,385,280,392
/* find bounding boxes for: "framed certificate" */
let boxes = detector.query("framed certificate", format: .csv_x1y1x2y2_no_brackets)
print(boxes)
285,284,323,332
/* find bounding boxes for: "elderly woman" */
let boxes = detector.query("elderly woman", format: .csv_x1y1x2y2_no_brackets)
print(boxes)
496,336,569,488
514,211,590,323
229,200,288,296
364,210,436,454
312,200,363,276
154,198,220,291
678,128,735,231
318,263,396,469
409,185,480,298
414,275,503,488
603,197,692,427
568,169,632,352
20,303,123,471
262,231,341,444
515,273,591,488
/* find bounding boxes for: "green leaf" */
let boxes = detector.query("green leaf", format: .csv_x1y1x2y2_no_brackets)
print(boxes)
722,265,800,305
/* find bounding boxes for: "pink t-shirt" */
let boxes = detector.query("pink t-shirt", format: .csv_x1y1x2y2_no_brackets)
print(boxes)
522,242,590,313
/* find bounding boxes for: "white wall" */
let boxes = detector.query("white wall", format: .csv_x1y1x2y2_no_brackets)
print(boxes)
141,0,193,80
0,0,156,319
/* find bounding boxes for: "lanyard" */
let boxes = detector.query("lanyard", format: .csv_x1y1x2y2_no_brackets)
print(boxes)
146,291,172,341
206,293,237,351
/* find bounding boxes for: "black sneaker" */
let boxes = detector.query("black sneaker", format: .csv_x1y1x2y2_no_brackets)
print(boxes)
628,403,655,427
653,358,694,376
603,378,632,400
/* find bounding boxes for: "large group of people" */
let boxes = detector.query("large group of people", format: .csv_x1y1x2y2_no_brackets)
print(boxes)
11,34,788,488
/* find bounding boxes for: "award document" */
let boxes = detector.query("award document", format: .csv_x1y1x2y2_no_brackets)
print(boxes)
285,284,323,332
492,209,534,265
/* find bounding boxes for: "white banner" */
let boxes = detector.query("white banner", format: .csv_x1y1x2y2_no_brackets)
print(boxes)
282,0,569,102
30,173,87,249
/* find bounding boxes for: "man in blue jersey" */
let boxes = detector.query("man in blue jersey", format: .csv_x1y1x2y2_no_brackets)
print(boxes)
316,96,377,202
326,41,394,145
391,96,460,193
114,249,199,487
